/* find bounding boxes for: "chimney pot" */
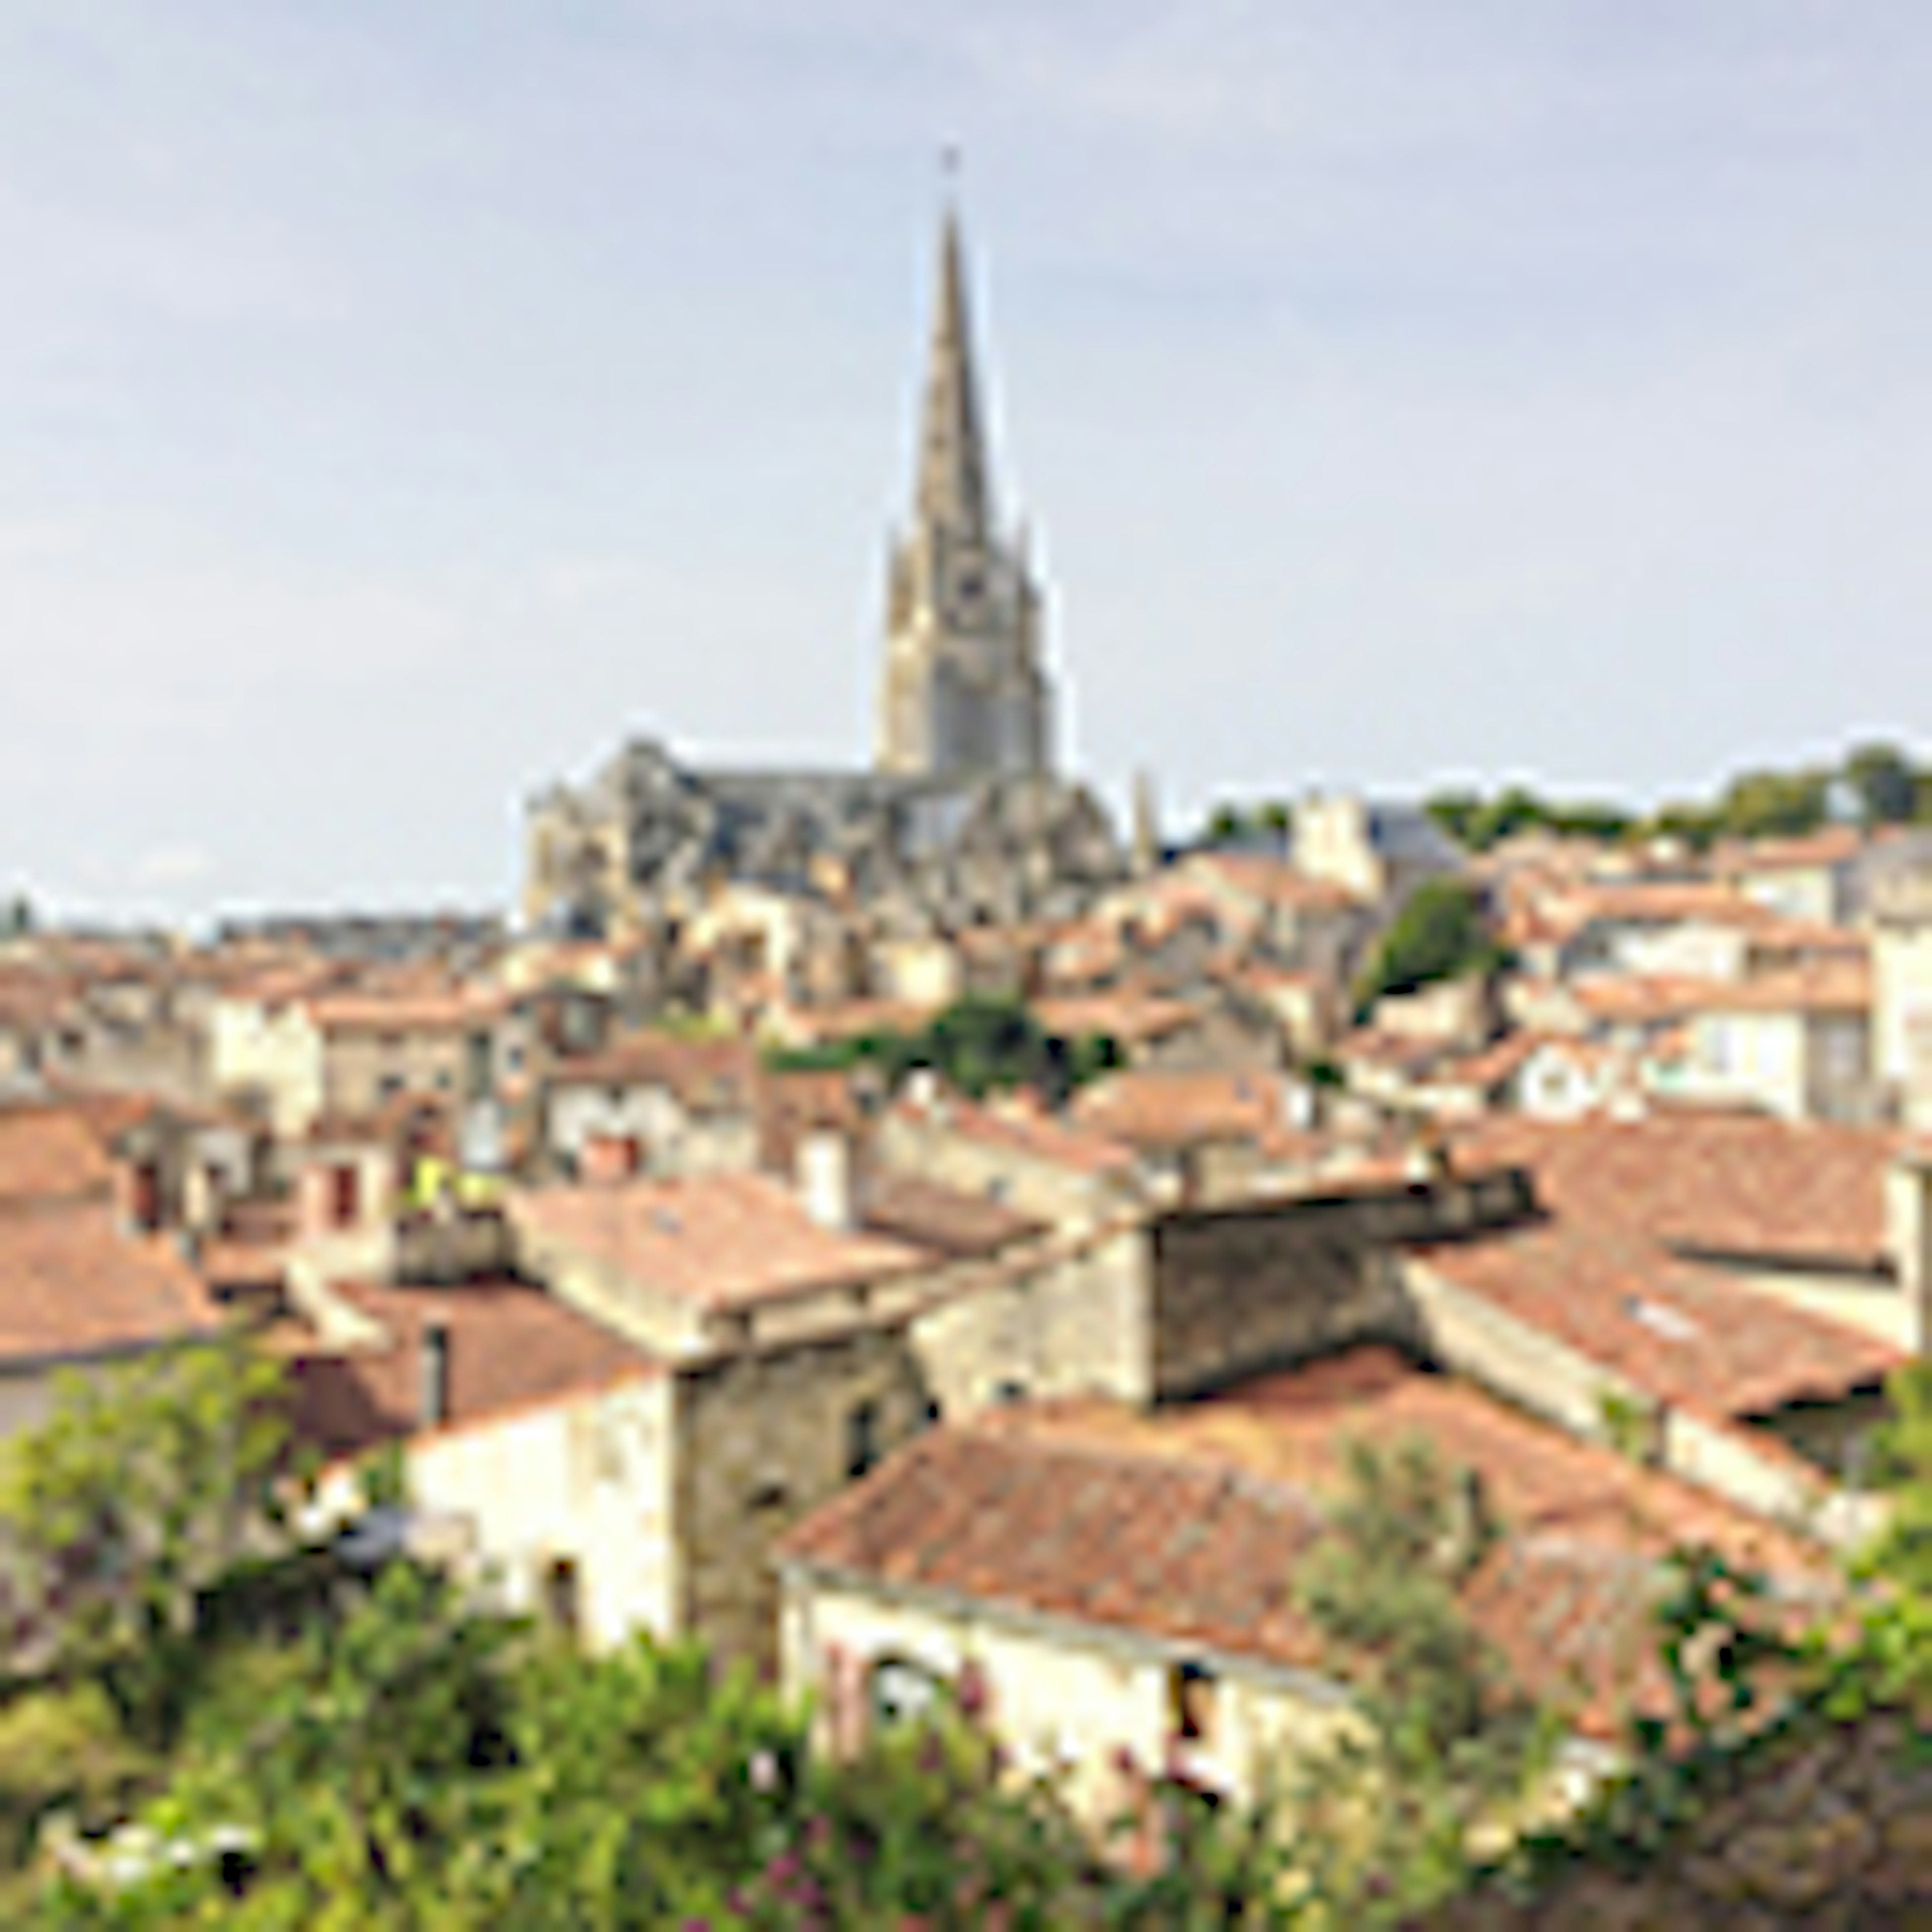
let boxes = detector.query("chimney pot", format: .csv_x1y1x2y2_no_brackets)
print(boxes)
798,1130,856,1232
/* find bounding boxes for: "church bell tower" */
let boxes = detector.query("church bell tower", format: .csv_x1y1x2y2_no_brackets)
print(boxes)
876,195,1053,779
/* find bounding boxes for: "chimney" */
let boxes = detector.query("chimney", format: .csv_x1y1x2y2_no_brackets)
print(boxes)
797,1130,856,1232
1887,1146,1932,1355
419,1316,451,1430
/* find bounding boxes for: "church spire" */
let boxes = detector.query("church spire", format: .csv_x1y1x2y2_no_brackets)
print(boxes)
915,191,992,544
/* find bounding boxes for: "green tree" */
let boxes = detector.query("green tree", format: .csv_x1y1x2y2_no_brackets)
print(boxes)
1357,879,1503,1011
1714,766,1829,840
1424,793,1484,847
1841,742,1920,828
0,1339,291,1744
1290,1436,1553,1924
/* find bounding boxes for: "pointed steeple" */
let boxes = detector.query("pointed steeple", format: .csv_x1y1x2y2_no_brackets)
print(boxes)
915,201,992,544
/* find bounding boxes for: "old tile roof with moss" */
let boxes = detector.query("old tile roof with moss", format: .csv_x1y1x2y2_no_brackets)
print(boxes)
1410,1114,1910,1427
780,1347,1826,1735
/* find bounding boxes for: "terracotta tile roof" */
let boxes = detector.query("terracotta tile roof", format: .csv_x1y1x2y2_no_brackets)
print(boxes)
781,1347,1824,1737
1179,852,1362,912
0,1104,118,1207
1713,827,1865,876
1426,1033,1540,1093
1334,1026,1447,1074
1409,1220,1903,1422
1005,1348,1817,1578
860,1171,1042,1256
1032,992,1197,1046
1532,881,1777,941
511,1170,931,1312
1692,960,1872,1017
776,999,939,1047
550,1032,759,1113
0,1207,225,1363
895,1087,1139,1177
286,1275,659,1463
756,1068,869,1175
1572,974,1757,1027
1071,1069,1296,1152
304,985,508,1034
1446,1113,1897,1271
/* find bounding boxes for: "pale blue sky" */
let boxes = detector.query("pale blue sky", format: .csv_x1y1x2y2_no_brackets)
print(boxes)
3,3,1929,920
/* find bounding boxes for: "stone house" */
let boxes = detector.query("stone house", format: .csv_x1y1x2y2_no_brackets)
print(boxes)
1412,1114,1924,1543
504,1156,1035,1666
1716,826,1866,927
1663,962,1876,1123
290,1274,673,1648
873,1082,1146,1227
538,1033,761,1181
776,1344,1819,1832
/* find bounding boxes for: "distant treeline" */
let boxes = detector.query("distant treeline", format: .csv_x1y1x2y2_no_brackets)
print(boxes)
1427,741,1932,852
1196,741,1932,856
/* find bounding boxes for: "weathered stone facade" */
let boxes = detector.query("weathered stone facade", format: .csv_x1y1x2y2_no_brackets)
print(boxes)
1431,1710,1932,1929
1148,1170,1535,1400
524,736,1124,938
672,1326,935,1672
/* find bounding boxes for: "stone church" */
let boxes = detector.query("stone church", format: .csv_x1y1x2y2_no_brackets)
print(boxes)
877,207,1052,779
524,205,1121,938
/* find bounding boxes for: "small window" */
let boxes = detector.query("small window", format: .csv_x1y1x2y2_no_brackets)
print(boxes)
992,1379,1026,1407
1168,1661,1216,1744
869,1656,944,1731
330,1161,361,1229
846,1400,882,1480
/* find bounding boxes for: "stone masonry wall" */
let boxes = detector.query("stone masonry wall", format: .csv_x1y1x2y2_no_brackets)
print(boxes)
1432,1711,1932,1929
673,1326,933,1674
1148,1171,1534,1400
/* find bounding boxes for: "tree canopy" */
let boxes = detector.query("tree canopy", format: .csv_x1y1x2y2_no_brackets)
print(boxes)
765,994,1122,1104
1357,879,1506,1011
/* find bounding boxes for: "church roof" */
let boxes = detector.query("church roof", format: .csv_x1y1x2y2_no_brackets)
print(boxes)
915,206,992,543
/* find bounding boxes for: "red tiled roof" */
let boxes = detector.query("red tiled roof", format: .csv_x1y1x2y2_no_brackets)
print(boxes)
0,1105,116,1207
1408,1220,1903,1422
1072,1069,1294,1152
896,1088,1139,1177
550,1032,759,1112
512,1170,931,1312
1032,992,1197,1046
1179,852,1362,912
756,1068,866,1174
1713,827,1865,876
0,1208,224,1362
286,1276,659,1463
304,986,507,1034
781,1347,1825,1736
860,1171,1041,1257
1447,1113,1897,1271
1692,961,1871,1017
